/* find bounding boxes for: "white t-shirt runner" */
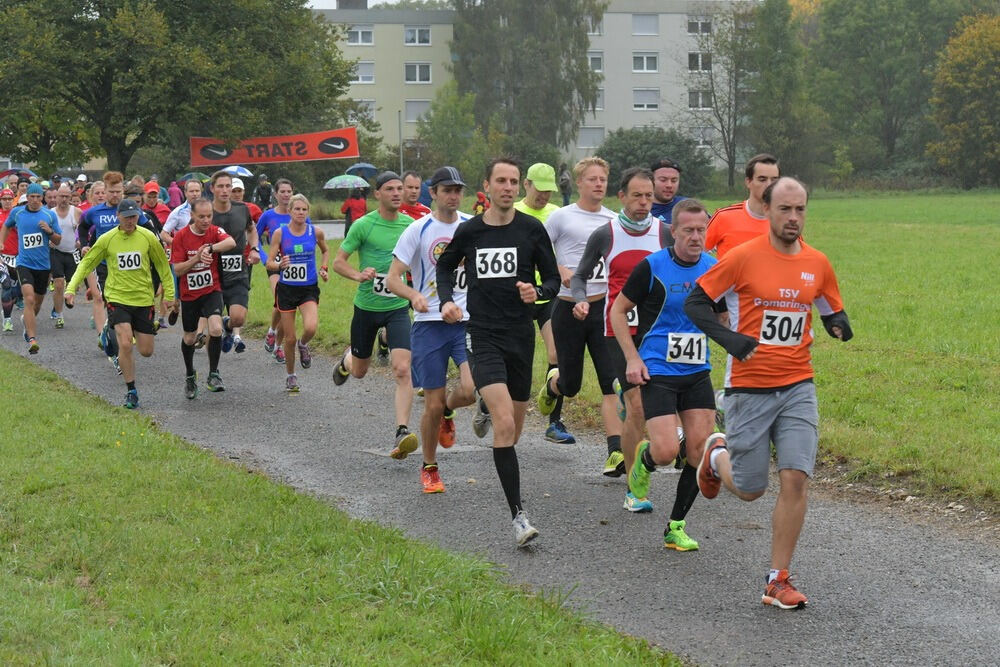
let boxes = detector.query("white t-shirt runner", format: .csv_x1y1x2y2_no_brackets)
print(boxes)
392,211,471,323
544,202,616,299
52,207,81,254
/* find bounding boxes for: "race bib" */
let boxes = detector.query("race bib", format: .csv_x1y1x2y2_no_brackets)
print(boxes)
667,332,707,365
221,255,243,272
282,263,307,283
2,254,16,268
22,233,44,250
117,251,142,270
186,270,213,291
372,272,395,297
475,247,517,279
72,249,82,263
758,310,806,346
164,247,171,261
453,265,467,293
588,257,607,282
626,305,639,327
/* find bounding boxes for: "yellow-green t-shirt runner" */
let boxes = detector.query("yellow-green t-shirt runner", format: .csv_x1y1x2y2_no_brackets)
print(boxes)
341,210,414,312
67,226,174,306
514,198,562,305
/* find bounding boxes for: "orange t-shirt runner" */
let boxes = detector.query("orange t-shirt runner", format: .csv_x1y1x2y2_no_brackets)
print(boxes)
696,234,845,390
705,200,769,259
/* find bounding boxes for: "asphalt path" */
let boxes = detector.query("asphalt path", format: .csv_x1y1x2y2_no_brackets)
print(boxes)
4,303,998,666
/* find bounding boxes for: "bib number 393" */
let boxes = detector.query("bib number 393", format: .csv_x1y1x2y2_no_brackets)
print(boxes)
282,263,307,283
221,255,243,272
186,270,213,290
667,332,707,365
759,310,806,346
372,273,395,297
118,251,142,270
475,247,517,279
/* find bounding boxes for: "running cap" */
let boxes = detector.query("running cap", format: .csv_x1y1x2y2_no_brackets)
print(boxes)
26,183,45,196
17,194,27,204
231,178,245,191
375,171,402,189
650,157,682,173
524,163,558,192
430,166,465,188
117,199,141,218
143,181,160,194
17,176,30,185
0,189,13,198
77,173,87,181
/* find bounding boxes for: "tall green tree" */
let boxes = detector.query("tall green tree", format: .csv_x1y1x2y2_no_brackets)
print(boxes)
415,81,503,184
451,0,607,150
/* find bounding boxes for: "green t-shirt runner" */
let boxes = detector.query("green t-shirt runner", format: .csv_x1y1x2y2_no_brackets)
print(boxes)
67,225,174,306
340,209,414,312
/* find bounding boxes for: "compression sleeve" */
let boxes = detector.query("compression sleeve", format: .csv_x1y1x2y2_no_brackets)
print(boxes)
684,284,758,361
820,310,853,342
570,224,610,302
77,210,94,247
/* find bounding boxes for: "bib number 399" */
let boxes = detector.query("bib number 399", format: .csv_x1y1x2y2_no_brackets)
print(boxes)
667,332,707,365
118,252,142,270
759,310,806,346
22,233,44,250
475,247,517,279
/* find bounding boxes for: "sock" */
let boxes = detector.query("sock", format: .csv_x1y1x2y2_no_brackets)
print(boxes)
443,407,456,420
670,464,699,521
267,327,275,335
207,335,222,372
396,424,408,437
422,461,437,470
710,446,725,473
550,395,564,423
492,446,522,519
641,445,657,472
224,318,233,333
768,569,781,584
181,341,195,375
607,434,621,455
287,373,295,379
126,381,136,391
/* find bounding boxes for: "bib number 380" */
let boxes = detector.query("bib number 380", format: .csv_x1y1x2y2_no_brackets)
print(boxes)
759,310,806,346
475,247,517,279
282,263,307,283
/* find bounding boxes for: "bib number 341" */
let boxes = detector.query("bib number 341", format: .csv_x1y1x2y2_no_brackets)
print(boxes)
667,332,707,365
759,310,806,346
475,247,517,279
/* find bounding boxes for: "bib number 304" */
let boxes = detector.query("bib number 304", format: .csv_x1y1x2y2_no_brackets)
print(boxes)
667,332,707,365
759,310,806,346
475,247,517,279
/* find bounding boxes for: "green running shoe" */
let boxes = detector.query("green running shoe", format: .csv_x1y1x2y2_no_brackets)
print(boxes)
629,440,653,499
603,449,626,477
612,378,626,420
663,519,699,551
536,367,559,416
206,371,226,392
185,373,198,400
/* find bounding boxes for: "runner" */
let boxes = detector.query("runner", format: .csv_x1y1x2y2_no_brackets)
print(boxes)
0,184,62,353
65,199,176,408
387,166,476,493
231,179,262,223
331,172,418,458
571,167,674,511
611,199,722,551
399,170,431,220
706,153,780,258
649,158,689,225
436,158,560,547
170,198,235,398
1,188,19,333
257,178,295,362
162,179,206,341
685,177,853,609
49,183,82,329
265,194,330,392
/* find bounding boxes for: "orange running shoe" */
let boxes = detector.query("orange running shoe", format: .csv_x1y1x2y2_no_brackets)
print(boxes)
421,465,445,493
438,414,456,448
697,432,727,499
762,570,808,610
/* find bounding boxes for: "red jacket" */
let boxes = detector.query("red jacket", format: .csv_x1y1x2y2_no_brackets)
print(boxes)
341,197,367,222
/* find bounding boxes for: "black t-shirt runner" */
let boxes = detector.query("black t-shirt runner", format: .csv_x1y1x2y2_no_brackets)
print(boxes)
436,210,560,328
212,201,252,282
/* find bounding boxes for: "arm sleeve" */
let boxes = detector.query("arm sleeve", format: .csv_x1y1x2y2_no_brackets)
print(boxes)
77,210,93,244
620,259,652,306
435,226,464,309
570,224,610,301
684,285,758,360
533,223,560,301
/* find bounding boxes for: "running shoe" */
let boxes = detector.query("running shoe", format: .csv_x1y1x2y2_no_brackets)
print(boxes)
27,337,39,354
297,341,312,369
157,316,168,329
629,440,653,499
2,318,12,333
416,387,424,397
613,377,627,420
663,519,699,551
390,428,419,460
233,336,246,353
167,310,178,326
15,297,23,310
536,367,559,416
55,317,64,329
206,371,226,392
603,450,626,477
472,397,491,438
420,465,445,494
697,432,727,500
714,389,726,432
332,351,350,385
512,510,539,547
193,332,207,349
111,356,122,375
123,388,139,409
221,316,234,353
762,570,808,610
377,330,389,364
50,308,58,319
185,373,198,400
286,374,300,393
438,414,456,448
21,315,27,342
263,331,276,353
274,347,285,364
545,420,576,444
623,490,653,513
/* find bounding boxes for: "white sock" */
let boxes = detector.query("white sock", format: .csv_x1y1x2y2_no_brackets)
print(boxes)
709,447,725,473
768,569,781,583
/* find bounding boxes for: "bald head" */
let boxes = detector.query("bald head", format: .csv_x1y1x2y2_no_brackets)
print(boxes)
762,177,807,206
763,177,808,250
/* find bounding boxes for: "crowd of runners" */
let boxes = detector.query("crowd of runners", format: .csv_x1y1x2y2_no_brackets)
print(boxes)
0,154,853,610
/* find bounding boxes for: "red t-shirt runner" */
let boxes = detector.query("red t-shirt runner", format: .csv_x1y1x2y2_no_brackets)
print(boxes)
171,224,230,300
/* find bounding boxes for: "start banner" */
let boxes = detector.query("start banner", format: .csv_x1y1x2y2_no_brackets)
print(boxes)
189,128,359,167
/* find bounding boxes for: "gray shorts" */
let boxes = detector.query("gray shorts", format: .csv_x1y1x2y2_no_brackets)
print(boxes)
725,382,818,494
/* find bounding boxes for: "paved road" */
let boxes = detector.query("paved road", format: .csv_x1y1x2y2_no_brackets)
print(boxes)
4,305,998,666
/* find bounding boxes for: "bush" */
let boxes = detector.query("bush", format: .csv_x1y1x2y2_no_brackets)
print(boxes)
594,127,713,196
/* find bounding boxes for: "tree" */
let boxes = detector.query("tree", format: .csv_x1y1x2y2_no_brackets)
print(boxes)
928,14,1000,187
451,0,607,149
0,1,355,173
415,82,503,185
594,127,713,197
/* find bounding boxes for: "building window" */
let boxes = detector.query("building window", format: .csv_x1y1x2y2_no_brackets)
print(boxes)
691,126,714,148
689,52,712,71
405,100,431,123
633,88,660,111
632,14,658,35
404,62,432,84
587,16,603,35
594,88,604,111
347,24,374,45
633,52,658,73
588,51,603,73
688,18,711,34
404,25,431,45
688,90,712,109
577,126,605,148
350,61,375,84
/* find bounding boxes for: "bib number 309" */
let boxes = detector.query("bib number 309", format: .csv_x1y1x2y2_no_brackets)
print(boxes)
475,247,517,279
667,332,707,365
759,310,806,346
186,270,213,290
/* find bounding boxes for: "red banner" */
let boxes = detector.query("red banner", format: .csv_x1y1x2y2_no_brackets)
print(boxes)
189,128,359,167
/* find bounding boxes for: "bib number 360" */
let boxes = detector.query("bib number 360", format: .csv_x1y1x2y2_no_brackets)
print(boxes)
759,310,806,346
475,247,517,279
118,251,142,270
667,332,707,365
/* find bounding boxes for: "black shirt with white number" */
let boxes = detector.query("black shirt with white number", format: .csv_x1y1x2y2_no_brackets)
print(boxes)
436,211,560,327
212,202,252,281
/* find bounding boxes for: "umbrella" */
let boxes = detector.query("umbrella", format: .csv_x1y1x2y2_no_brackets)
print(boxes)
222,165,253,178
0,167,38,180
323,174,370,190
178,172,212,183
345,162,377,179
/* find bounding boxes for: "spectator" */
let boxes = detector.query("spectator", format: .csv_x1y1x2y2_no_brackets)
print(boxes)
340,188,367,237
558,162,572,206
167,181,183,209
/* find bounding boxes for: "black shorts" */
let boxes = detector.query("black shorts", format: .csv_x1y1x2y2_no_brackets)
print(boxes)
96,263,108,295
276,282,320,312
49,249,78,280
181,291,224,332
551,298,616,396
106,301,156,336
221,273,250,309
532,300,554,328
467,323,535,402
350,305,411,359
16,266,50,294
640,370,716,420
606,334,640,393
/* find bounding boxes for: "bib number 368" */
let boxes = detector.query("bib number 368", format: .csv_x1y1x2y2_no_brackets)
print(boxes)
475,247,517,279
759,310,806,346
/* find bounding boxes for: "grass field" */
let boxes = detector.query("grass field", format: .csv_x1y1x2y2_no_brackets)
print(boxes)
247,191,1000,504
0,353,676,664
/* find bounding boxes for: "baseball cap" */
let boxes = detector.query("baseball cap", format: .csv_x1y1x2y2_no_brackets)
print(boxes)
27,183,45,196
430,166,465,188
17,194,27,204
375,171,402,189
650,157,682,173
231,178,245,191
77,174,87,181
117,199,141,218
525,163,558,192
0,189,13,198
143,181,159,194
